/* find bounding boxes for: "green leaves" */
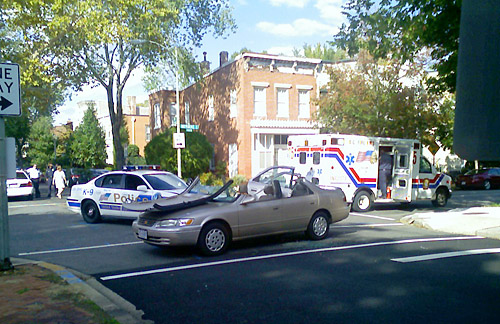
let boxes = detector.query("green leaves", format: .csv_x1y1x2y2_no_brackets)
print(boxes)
69,105,107,168
335,0,460,93
315,53,455,150
144,128,213,179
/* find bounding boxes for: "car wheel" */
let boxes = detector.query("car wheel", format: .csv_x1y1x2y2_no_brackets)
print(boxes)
432,188,448,207
27,194,33,201
306,211,330,240
352,191,373,212
484,180,491,190
197,222,230,256
82,200,101,223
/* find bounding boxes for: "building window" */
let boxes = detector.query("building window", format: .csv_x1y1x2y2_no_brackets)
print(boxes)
228,143,238,177
274,134,288,145
185,101,190,125
208,96,214,121
170,102,177,127
253,87,266,117
154,103,161,129
145,125,151,142
230,90,237,118
276,88,289,117
298,90,310,118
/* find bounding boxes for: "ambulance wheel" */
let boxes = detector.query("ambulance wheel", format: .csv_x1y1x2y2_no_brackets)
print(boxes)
352,191,373,212
432,188,448,207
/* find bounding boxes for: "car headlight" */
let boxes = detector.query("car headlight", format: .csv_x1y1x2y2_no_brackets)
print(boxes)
155,218,194,228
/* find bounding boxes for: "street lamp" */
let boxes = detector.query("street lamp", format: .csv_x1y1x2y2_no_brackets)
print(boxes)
130,39,182,178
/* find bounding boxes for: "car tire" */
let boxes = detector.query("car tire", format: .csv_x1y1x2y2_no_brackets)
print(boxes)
306,211,330,240
352,191,373,212
197,222,230,256
432,188,448,207
82,200,101,223
27,194,33,201
484,180,491,190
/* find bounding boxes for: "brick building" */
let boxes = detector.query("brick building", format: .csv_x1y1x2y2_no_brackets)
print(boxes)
149,52,336,179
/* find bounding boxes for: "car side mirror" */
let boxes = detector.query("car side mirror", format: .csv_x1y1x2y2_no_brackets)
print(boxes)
240,195,256,205
137,185,148,191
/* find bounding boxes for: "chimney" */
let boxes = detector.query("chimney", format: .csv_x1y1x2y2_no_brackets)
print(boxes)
201,51,210,72
220,51,229,67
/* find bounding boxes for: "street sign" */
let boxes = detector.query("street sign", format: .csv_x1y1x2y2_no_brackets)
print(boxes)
180,124,199,131
0,62,21,117
173,132,185,149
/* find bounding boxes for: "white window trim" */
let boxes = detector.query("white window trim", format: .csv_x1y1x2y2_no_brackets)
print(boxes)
251,81,270,88
276,87,289,118
208,96,214,121
274,83,292,89
230,90,237,118
298,89,311,119
297,85,313,90
253,87,267,117
154,103,161,129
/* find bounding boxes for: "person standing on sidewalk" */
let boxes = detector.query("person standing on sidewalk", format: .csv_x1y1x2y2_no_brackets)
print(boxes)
52,165,66,199
27,164,41,198
45,163,55,198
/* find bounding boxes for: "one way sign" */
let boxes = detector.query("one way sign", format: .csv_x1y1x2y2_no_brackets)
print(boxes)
0,63,21,117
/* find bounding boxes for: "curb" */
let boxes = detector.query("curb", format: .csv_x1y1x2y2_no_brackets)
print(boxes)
11,258,153,324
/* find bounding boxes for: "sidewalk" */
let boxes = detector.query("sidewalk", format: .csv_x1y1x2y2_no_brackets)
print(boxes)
0,258,152,324
401,207,500,239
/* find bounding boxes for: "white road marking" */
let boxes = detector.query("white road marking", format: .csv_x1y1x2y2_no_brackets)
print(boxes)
392,248,500,263
18,241,143,256
8,203,63,209
349,213,395,221
100,236,483,281
334,223,404,228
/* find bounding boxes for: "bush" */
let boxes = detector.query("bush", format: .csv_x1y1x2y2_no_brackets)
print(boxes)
145,128,213,179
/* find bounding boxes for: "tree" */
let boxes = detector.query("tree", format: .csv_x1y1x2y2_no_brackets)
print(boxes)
334,0,461,93
4,0,236,170
1,0,85,167
26,116,55,168
296,43,348,61
127,144,146,165
145,128,213,179
230,47,253,60
315,52,454,149
69,105,107,168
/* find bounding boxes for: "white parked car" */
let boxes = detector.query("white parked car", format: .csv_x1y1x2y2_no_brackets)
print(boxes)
7,170,35,200
67,169,187,223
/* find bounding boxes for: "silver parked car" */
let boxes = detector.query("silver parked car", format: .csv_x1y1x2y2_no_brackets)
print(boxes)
131,176,349,256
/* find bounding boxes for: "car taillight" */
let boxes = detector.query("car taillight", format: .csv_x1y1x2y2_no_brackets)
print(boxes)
21,182,33,187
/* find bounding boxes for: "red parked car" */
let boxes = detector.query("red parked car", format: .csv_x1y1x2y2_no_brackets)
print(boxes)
456,168,500,190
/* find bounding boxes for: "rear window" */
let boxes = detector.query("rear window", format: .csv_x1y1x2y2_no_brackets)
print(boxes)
16,171,28,180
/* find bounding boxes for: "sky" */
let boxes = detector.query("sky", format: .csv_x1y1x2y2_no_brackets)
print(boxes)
54,0,348,126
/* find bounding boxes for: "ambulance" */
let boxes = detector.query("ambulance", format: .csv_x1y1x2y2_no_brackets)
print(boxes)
287,134,452,212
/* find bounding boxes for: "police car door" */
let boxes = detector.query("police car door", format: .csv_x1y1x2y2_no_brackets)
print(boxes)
391,145,412,202
98,174,125,217
120,174,151,217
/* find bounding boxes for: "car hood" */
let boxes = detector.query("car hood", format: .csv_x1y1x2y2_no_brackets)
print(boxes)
125,179,234,213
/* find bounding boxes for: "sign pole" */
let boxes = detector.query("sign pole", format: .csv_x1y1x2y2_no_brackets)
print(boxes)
0,62,21,270
0,118,12,270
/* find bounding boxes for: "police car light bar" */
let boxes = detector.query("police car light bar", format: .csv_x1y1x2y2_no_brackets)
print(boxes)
123,165,161,171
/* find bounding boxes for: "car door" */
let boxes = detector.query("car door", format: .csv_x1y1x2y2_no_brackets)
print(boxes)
237,197,284,238
280,181,319,231
95,173,125,217
120,174,152,217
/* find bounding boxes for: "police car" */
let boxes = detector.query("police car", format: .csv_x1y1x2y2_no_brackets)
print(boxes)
67,166,187,223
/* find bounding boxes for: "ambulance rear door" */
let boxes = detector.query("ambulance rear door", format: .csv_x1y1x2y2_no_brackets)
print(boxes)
391,144,413,202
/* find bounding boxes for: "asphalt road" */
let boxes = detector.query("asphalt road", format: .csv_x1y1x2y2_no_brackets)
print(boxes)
7,185,500,323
